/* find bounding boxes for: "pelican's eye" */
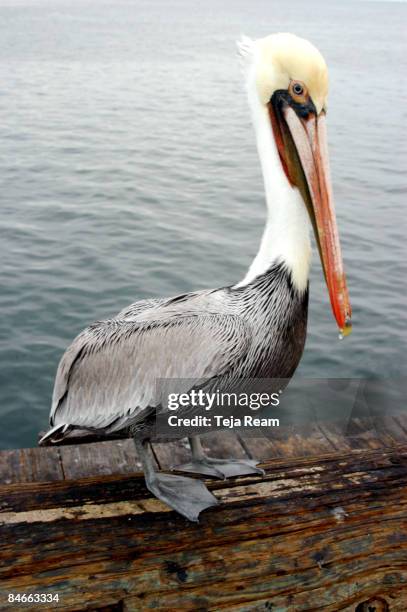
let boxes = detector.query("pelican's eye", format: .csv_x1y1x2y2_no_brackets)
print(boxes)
288,80,308,102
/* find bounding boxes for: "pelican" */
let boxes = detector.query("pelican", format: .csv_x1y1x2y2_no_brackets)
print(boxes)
40,33,352,521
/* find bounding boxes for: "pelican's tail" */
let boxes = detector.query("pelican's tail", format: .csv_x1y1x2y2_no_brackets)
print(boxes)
38,423,72,446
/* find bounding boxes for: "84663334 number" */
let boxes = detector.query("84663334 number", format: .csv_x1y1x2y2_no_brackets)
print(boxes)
7,593,59,604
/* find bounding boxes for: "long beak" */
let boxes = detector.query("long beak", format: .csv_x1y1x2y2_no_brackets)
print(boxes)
281,107,352,336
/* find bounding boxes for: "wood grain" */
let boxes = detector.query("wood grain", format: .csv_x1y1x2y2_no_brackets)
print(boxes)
1,415,407,610
1,445,407,611
0,446,64,485
60,439,142,480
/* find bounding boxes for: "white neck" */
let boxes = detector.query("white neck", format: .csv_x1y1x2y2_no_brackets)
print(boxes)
236,85,311,292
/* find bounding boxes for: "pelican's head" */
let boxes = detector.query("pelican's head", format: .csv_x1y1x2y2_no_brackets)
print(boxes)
251,33,328,112
239,33,351,336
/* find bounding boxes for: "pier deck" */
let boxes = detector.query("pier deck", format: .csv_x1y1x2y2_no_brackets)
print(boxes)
1,415,407,611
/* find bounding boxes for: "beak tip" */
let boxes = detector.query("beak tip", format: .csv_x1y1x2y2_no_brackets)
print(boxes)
338,317,352,339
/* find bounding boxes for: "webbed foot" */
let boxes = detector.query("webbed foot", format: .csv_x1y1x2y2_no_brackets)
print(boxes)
147,472,219,522
172,456,265,479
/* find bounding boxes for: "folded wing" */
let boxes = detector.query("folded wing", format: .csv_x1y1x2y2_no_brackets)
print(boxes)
49,312,251,434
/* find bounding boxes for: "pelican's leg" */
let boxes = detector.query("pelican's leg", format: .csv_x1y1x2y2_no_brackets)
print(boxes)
133,437,218,522
172,436,265,479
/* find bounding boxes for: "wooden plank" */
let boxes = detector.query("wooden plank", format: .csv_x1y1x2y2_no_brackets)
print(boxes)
152,432,249,471
0,447,64,485
317,421,355,452
60,439,142,480
344,417,397,449
374,415,407,445
394,413,407,436
0,446,406,611
199,431,249,460
34,412,407,463
240,422,337,460
2,413,406,487
152,439,191,470
237,431,280,460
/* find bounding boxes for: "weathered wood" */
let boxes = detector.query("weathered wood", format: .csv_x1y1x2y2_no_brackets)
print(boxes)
60,439,142,480
153,431,250,472
0,441,143,485
1,415,407,610
240,422,338,459
373,415,407,444
152,438,191,469
0,446,64,485
1,445,407,611
395,413,407,432
38,414,407,454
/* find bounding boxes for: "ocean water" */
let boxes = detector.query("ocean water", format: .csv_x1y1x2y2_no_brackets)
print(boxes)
0,0,406,449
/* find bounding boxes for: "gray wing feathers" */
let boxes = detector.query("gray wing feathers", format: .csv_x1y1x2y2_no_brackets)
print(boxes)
51,313,250,433
116,297,167,320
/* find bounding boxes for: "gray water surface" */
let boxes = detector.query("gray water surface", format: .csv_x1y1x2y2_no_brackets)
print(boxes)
0,0,406,449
